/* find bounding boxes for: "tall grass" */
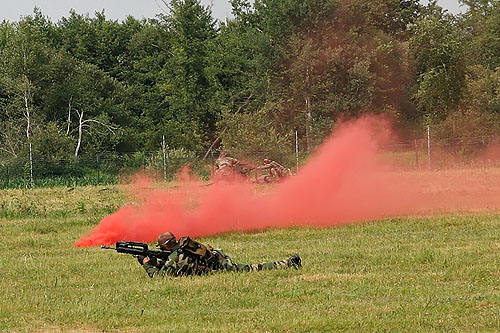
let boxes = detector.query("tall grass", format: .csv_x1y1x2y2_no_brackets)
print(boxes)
0,187,498,332
0,186,126,219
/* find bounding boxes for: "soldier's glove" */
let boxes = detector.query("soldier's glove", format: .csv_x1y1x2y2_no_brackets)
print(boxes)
149,257,158,267
135,255,147,264
288,254,302,269
134,255,158,266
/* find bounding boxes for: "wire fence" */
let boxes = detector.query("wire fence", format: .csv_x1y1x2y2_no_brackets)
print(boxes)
1,135,500,189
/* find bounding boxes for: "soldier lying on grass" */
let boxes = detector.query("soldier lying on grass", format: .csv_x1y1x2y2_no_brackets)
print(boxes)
135,232,302,277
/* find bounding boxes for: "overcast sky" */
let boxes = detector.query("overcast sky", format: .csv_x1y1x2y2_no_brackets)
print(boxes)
0,0,467,23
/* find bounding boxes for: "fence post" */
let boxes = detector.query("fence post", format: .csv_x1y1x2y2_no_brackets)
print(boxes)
295,131,299,174
96,155,100,184
427,126,431,169
29,142,34,188
162,135,167,181
414,139,419,169
73,156,78,186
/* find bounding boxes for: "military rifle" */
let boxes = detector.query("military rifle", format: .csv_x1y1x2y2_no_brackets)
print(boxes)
101,241,172,260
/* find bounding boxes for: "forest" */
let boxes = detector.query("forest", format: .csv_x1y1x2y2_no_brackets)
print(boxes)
1,0,499,178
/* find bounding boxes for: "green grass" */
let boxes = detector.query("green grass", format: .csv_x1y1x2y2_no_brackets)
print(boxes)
0,187,499,332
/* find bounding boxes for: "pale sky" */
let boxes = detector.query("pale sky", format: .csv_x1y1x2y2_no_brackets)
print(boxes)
0,0,466,23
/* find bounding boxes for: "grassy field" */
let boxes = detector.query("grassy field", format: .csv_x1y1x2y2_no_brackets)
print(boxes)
0,185,499,332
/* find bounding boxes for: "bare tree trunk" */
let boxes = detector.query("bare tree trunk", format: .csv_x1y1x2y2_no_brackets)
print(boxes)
74,109,117,158
23,92,30,140
66,96,72,135
75,110,84,158
23,77,34,188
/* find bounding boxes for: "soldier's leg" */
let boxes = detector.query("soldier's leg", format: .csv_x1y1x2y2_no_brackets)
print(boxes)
213,250,301,272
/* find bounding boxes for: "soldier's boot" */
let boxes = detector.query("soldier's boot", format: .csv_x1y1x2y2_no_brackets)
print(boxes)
288,254,302,269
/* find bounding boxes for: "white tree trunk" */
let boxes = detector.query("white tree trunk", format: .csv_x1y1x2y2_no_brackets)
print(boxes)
75,110,84,158
23,76,34,187
74,109,117,158
66,96,72,135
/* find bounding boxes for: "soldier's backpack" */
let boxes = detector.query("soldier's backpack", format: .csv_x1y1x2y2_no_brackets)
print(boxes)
177,236,214,262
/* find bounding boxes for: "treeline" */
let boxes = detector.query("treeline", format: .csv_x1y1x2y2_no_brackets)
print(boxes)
1,0,500,166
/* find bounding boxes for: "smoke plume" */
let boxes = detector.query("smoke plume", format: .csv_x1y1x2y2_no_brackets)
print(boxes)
75,116,500,247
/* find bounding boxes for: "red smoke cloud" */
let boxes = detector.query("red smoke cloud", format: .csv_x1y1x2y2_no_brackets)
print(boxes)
74,116,500,247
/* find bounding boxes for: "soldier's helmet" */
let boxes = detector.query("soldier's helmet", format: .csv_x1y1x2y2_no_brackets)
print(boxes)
157,232,177,250
263,158,271,164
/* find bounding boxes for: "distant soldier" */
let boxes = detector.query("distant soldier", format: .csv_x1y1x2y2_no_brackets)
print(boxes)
214,151,256,180
214,151,240,170
136,232,302,277
257,158,292,181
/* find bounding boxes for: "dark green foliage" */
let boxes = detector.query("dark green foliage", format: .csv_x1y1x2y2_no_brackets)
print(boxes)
409,5,466,122
219,103,293,158
160,0,218,150
462,0,500,69
0,0,499,176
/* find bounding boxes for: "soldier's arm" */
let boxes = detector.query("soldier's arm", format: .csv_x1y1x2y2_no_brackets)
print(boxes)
228,157,240,165
257,163,271,170
140,252,180,277
135,255,161,277
158,252,183,276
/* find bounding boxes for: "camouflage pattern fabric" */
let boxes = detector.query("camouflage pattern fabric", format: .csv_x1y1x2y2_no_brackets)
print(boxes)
211,249,291,272
142,248,293,277
215,156,239,169
258,160,291,179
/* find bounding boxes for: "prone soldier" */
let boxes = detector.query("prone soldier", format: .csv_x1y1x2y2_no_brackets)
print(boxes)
214,151,240,170
136,232,302,277
214,151,255,180
257,158,292,181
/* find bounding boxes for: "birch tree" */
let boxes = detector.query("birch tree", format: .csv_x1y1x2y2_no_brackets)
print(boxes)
0,11,53,184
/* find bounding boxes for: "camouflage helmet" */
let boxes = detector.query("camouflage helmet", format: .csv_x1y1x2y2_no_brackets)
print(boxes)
157,231,176,249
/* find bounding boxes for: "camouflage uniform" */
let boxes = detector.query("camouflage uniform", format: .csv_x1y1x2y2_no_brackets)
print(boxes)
141,236,299,277
214,154,239,170
257,159,292,180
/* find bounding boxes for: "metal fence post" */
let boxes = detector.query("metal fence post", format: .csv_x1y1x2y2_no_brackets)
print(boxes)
414,139,419,169
4,165,8,189
295,130,299,174
29,142,34,188
427,126,431,169
96,155,100,184
162,135,167,181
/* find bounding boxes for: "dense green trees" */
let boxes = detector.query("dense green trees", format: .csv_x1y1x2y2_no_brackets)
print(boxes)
0,0,499,165
409,5,466,122
161,0,218,150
